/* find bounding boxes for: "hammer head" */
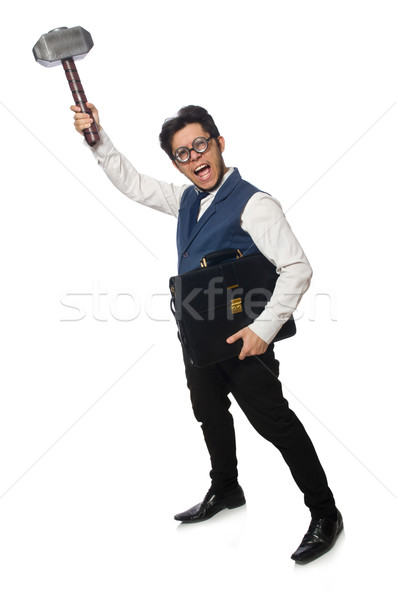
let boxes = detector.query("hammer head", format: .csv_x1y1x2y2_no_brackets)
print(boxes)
33,26,94,67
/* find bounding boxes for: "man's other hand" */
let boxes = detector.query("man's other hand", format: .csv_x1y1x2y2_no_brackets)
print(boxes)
226,327,268,360
70,102,101,135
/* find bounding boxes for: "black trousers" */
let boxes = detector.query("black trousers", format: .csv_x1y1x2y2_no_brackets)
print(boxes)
183,344,336,519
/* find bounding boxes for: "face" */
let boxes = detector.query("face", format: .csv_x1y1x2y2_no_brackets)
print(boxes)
171,123,227,191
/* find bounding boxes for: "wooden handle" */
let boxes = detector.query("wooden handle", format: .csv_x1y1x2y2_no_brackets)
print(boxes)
62,58,100,147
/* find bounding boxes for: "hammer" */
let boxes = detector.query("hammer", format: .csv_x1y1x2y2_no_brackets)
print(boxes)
32,26,100,147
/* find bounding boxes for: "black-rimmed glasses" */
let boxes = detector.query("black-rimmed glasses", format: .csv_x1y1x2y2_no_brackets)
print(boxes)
174,136,213,163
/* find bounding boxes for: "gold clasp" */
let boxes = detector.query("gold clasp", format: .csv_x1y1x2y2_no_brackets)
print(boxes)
230,298,243,314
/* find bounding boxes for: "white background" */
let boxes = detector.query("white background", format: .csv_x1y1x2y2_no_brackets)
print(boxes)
0,1,396,597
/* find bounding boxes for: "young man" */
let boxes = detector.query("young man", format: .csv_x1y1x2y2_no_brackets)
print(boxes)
71,103,343,564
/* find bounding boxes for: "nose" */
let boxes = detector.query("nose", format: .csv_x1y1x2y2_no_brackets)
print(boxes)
189,148,201,161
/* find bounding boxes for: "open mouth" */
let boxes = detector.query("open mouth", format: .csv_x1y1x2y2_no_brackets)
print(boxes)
194,163,211,180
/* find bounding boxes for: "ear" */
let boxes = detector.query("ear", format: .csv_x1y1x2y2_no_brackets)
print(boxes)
217,136,226,153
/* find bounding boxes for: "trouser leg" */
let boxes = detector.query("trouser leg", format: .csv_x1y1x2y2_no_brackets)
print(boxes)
217,345,336,519
184,353,239,492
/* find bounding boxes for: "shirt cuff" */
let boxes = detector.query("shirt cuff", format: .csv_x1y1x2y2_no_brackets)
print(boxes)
83,128,113,158
248,310,289,345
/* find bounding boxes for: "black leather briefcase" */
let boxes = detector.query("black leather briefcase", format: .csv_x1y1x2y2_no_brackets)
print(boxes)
169,249,296,368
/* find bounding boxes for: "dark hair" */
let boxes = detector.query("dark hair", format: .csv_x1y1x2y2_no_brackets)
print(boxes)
159,105,220,160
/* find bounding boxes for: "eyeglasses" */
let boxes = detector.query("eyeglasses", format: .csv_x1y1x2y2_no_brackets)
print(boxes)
173,136,213,163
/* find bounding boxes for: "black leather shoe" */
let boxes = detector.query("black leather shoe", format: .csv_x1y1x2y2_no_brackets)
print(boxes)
291,509,343,564
174,484,246,523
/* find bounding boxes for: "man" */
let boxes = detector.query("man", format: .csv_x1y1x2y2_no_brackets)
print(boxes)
71,103,343,564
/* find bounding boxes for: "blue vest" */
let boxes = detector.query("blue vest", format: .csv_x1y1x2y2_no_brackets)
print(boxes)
177,169,265,274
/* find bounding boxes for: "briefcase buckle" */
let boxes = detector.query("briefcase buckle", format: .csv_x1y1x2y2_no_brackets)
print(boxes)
230,297,243,315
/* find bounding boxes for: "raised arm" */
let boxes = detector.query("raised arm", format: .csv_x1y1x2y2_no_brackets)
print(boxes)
70,103,188,217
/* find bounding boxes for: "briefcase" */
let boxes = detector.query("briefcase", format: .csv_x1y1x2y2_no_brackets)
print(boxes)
169,248,296,368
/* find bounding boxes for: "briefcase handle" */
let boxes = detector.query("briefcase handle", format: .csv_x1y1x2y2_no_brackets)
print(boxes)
200,248,243,268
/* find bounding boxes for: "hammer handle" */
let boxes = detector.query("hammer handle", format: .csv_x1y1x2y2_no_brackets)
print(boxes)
62,58,100,147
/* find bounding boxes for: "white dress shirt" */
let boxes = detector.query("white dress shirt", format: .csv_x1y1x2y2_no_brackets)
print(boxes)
88,130,313,344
